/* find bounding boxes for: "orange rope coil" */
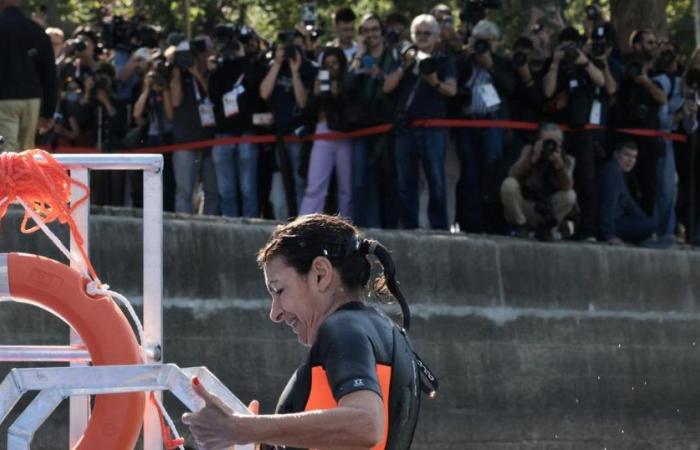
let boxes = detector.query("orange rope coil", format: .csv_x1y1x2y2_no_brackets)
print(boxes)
0,149,97,280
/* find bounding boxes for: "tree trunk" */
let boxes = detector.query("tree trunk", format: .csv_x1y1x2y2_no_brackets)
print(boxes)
610,0,669,54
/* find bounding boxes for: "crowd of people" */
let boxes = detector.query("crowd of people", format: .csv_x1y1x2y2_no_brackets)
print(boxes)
1,0,700,247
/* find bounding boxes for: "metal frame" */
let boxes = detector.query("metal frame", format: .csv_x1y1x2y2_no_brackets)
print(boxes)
0,154,165,449
0,364,253,450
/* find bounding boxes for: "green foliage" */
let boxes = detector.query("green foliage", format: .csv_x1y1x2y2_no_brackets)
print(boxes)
20,0,697,56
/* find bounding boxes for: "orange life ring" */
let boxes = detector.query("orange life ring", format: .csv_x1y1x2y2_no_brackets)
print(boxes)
1,252,145,450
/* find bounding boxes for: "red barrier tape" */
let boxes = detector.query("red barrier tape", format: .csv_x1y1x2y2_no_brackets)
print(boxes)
44,119,688,154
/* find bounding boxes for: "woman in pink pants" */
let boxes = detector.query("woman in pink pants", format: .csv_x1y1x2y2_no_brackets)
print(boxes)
300,47,352,217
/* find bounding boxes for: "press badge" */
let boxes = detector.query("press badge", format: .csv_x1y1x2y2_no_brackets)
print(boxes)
198,100,216,127
589,100,602,125
478,83,501,108
223,85,245,118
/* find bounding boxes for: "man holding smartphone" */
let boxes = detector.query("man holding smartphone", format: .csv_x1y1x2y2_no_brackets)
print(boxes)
346,13,401,228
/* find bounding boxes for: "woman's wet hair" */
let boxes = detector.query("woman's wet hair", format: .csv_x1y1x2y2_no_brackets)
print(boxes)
257,214,412,330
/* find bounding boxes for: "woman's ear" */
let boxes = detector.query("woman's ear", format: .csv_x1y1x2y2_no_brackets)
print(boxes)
311,256,334,293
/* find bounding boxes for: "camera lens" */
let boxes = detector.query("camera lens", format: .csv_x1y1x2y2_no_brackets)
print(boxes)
542,139,557,158
512,51,527,67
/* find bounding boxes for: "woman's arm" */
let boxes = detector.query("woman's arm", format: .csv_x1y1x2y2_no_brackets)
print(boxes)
184,385,384,450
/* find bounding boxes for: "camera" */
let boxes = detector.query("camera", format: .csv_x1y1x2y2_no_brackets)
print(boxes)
591,41,607,57
685,67,700,89
512,51,527,68
318,69,331,93
415,51,437,75
277,30,299,60
68,38,87,55
300,2,317,31
560,42,580,68
460,0,501,26
386,29,401,46
541,138,558,159
585,5,601,22
474,38,490,54
173,41,193,70
626,58,644,79
151,60,170,88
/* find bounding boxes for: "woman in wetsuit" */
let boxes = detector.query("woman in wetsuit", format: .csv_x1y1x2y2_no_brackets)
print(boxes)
183,213,437,450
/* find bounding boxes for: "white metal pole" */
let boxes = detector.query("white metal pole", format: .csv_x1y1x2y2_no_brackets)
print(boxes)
142,161,164,450
69,168,90,448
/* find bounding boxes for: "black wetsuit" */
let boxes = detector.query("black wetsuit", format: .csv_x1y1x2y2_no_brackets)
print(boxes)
271,301,422,450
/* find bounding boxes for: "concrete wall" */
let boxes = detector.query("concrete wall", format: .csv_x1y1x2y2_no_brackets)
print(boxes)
1,207,700,449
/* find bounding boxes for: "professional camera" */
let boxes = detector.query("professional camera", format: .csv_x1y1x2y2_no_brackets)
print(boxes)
561,42,580,67
277,30,299,60
625,56,645,79
474,38,490,54
151,59,170,88
459,0,501,26
67,37,88,55
541,138,558,159
386,29,401,46
173,41,193,70
418,56,437,75
300,2,317,31
238,26,255,44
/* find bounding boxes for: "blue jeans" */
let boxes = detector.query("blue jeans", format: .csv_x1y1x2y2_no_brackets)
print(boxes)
656,139,677,237
456,124,503,233
395,128,448,230
172,148,219,215
212,133,259,217
352,136,382,228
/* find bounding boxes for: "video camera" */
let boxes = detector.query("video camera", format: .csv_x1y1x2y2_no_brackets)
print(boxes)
101,15,159,52
459,0,501,26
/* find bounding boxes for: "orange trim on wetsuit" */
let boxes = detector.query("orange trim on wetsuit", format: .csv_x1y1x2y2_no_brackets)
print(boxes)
305,364,392,450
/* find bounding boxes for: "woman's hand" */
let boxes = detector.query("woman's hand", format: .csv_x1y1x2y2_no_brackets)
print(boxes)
182,378,259,450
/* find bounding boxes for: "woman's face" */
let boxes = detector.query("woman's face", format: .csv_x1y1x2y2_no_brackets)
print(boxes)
264,256,327,346
323,54,341,77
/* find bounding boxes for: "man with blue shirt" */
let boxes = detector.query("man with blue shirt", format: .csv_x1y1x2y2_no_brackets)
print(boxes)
384,14,457,230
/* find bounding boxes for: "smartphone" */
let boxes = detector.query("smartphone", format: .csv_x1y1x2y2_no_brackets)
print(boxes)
361,54,375,69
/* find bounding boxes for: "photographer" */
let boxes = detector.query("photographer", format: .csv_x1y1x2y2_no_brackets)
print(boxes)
585,23,622,161
383,14,457,230
259,30,316,217
598,141,656,245
453,19,515,233
132,57,175,210
543,27,605,241
298,47,352,217
506,36,545,155
346,13,400,228
168,36,220,215
500,123,576,241
613,29,667,218
208,25,266,218
384,11,410,59
85,62,129,205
